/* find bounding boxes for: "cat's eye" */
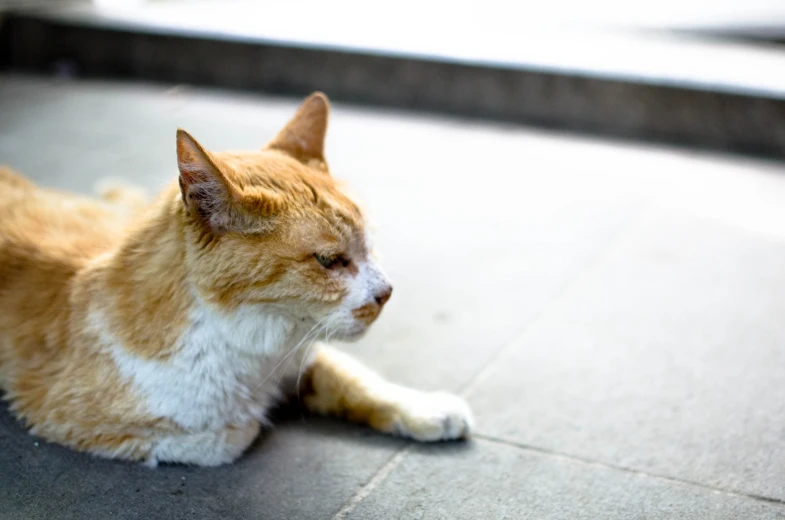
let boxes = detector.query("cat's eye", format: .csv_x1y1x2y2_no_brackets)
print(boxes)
314,253,350,269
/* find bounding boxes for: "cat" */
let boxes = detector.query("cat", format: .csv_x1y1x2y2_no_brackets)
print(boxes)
0,92,473,466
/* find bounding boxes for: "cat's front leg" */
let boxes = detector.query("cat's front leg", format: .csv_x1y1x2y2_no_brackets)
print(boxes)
300,345,473,441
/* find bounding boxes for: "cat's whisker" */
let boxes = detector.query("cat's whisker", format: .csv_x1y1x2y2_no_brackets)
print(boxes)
275,319,328,387
295,323,332,398
0,91,474,468
291,322,332,398
319,325,350,398
276,319,326,380
250,318,325,393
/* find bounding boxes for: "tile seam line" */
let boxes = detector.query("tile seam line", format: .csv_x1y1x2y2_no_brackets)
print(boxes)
474,433,785,507
331,445,413,519
328,206,653,519
459,203,656,398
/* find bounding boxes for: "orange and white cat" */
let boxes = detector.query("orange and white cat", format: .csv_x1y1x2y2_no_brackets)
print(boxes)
0,92,473,466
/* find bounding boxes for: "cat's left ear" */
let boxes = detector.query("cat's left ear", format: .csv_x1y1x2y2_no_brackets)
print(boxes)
267,92,329,165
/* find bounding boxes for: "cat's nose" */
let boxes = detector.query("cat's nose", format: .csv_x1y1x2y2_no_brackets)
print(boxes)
374,284,393,307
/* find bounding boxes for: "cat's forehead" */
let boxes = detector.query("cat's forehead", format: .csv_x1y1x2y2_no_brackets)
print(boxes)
216,149,365,239
286,188,366,248
216,149,317,185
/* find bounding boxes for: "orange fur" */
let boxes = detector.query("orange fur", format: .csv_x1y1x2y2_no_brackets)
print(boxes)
0,93,472,466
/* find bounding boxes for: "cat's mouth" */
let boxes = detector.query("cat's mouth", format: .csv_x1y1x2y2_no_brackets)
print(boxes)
351,302,382,325
316,281,392,342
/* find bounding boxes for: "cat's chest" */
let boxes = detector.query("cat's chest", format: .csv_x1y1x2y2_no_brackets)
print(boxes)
113,307,310,431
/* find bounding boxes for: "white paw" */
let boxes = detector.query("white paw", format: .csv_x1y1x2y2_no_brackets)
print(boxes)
393,391,474,442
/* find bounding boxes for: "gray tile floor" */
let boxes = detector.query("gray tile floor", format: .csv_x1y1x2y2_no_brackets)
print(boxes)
1,74,784,519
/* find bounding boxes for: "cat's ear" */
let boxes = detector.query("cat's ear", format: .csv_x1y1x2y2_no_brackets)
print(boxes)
176,129,237,233
267,92,329,164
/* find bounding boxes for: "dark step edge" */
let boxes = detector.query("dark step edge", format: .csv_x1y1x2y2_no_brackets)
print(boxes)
16,5,785,101
2,12,785,161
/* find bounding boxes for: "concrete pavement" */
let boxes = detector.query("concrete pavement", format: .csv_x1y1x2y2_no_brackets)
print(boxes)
1,74,784,519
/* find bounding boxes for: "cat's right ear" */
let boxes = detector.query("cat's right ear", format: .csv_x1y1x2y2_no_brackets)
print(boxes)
176,129,236,233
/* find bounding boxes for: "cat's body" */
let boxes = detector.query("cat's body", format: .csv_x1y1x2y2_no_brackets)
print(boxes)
0,93,472,466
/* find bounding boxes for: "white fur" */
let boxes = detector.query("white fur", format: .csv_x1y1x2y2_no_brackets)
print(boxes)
387,390,474,441
315,346,474,442
147,421,261,467
108,304,303,432
322,257,390,338
87,254,469,466
88,298,320,465
347,258,389,308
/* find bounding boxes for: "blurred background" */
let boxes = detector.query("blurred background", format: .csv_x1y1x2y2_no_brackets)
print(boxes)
2,0,785,156
1,1,785,519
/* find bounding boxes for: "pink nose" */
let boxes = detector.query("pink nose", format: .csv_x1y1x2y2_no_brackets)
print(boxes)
375,284,393,307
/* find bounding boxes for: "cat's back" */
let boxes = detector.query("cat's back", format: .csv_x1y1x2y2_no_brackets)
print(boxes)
0,167,130,303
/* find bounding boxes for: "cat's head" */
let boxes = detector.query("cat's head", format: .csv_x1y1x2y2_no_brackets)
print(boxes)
175,93,391,340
